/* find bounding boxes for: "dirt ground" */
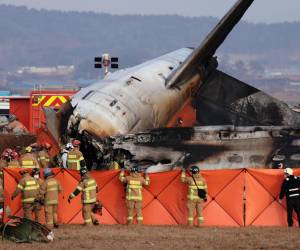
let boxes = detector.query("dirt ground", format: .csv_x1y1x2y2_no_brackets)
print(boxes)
1,225,300,250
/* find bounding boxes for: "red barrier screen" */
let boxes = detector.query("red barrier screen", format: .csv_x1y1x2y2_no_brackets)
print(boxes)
3,168,300,226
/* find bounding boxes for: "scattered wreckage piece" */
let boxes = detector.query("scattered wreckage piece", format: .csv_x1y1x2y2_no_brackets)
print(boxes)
1,216,54,243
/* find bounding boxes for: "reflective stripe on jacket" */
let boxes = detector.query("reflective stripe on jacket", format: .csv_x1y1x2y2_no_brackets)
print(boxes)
119,172,150,201
127,180,143,201
187,180,207,200
20,153,39,168
38,150,50,168
7,160,20,168
181,171,207,201
71,176,98,204
280,175,300,200
67,149,84,170
40,177,62,205
13,175,39,203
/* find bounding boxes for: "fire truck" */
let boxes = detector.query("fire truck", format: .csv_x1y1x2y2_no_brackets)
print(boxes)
0,90,77,154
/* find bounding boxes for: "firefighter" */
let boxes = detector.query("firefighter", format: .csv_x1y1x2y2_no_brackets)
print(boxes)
119,166,150,225
20,146,39,169
67,140,85,171
31,168,44,219
114,149,125,169
31,168,43,186
11,169,41,222
109,161,120,170
38,143,51,168
109,154,121,170
181,166,208,227
5,114,28,134
40,168,62,228
68,167,99,226
61,143,73,169
7,150,20,168
279,168,300,227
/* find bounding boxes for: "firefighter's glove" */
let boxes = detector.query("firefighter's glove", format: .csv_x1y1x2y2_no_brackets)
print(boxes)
11,196,14,201
68,197,72,203
203,197,207,202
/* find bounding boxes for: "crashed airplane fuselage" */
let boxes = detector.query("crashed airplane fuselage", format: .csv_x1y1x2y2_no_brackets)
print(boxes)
68,48,199,138
46,0,300,170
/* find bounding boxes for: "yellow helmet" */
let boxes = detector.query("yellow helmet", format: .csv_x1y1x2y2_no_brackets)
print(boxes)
25,146,32,153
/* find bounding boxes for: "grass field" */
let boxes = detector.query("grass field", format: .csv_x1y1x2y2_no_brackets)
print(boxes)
1,225,300,250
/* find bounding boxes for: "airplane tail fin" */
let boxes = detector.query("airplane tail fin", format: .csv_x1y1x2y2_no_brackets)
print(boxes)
166,0,254,88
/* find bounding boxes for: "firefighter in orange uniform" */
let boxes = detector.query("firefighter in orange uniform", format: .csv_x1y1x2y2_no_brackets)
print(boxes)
119,166,150,225
20,146,39,169
67,140,85,171
181,166,208,227
38,143,51,168
68,167,99,226
40,168,62,228
5,114,28,134
11,169,41,222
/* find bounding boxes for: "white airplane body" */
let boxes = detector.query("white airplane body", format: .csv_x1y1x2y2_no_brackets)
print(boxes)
69,48,198,137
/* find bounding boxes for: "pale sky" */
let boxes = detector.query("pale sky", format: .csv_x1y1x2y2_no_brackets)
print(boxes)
0,0,299,23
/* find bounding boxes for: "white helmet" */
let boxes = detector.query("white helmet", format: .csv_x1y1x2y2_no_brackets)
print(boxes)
65,143,73,150
284,168,293,176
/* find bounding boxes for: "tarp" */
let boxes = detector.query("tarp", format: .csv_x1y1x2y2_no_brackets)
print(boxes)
3,168,300,226
245,169,300,226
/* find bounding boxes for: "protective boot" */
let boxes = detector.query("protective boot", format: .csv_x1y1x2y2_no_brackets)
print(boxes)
93,220,99,226
197,216,204,227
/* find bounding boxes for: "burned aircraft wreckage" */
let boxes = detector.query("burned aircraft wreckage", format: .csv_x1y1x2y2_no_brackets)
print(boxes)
46,0,300,171
0,118,36,153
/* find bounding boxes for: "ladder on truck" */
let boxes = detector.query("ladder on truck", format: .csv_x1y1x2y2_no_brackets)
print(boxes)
30,85,44,134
